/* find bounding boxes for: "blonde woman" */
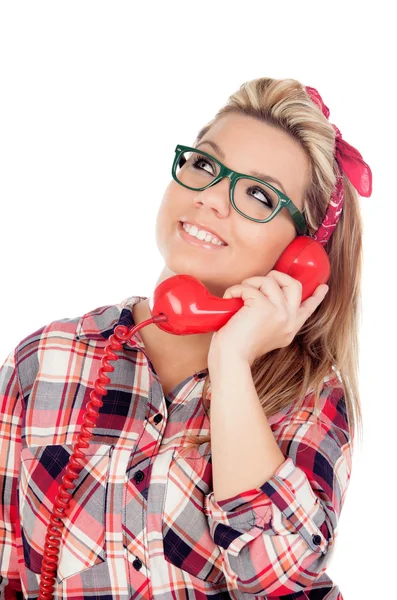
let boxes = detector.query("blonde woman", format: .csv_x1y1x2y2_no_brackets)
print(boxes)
0,77,371,600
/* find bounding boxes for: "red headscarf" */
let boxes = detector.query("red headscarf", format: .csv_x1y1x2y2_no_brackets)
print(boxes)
305,85,372,246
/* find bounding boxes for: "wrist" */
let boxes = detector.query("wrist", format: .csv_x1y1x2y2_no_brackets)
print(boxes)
208,346,251,380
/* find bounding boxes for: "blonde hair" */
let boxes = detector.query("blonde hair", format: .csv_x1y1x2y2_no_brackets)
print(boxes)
182,77,364,454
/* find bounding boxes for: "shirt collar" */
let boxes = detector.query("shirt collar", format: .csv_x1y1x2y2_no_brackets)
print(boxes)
75,294,148,347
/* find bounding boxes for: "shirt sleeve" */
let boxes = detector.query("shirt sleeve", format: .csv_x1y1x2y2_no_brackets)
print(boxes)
0,349,24,600
204,384,352,597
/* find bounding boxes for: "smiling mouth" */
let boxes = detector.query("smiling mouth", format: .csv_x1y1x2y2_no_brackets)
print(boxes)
178,221,228,249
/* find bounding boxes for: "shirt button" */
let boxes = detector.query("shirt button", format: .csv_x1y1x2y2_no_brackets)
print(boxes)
134,470,144,483
133,558,142,570
312,534,322,545
153,413,163,424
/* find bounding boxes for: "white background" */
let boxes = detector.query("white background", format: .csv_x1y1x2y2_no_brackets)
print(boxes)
0,2,394,597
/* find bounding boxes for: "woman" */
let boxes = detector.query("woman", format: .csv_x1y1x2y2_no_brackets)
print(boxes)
0,77,372,600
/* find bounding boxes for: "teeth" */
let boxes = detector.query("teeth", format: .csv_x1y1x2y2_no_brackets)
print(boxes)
182,222,225,245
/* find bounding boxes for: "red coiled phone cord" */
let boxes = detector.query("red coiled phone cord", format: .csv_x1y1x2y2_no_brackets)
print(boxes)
38,315,167,600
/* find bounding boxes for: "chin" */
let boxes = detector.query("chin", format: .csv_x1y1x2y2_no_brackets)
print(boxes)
164,260,225,296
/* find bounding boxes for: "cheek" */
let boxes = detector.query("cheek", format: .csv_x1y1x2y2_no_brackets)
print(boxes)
155,181,194,240
154,205,167,250
238,228,289,275
154,187,173,232
155,182,183,223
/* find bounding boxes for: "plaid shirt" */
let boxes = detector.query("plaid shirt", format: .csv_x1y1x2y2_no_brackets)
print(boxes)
0,294,352,600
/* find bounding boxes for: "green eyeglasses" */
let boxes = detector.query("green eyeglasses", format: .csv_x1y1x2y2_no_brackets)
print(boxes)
171,144,309,236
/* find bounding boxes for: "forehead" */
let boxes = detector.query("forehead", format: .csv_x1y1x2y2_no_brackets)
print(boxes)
200,113,310,207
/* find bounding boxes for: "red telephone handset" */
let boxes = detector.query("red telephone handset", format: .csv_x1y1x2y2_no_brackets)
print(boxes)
37,235,330,600
149,235,330,335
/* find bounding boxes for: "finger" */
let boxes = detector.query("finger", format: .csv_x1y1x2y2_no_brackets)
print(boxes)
223,283,270,306
252,271,303,310
241,276,286,309
297,284,329,326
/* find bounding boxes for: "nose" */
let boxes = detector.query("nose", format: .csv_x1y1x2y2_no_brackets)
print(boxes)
192,176,232,216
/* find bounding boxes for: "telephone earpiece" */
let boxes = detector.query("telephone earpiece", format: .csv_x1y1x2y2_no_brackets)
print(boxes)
148,235,330,335
273,235,330,300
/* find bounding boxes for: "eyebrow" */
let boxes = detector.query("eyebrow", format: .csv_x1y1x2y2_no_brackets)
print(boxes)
196,140,287,194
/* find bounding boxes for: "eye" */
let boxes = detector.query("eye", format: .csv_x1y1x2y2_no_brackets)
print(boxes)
247,185,274,208
192,154,216,175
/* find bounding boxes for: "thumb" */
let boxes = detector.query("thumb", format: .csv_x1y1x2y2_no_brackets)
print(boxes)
223,288,235,299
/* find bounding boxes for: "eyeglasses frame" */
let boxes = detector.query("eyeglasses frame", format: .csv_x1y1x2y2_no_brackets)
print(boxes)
172,144,309,236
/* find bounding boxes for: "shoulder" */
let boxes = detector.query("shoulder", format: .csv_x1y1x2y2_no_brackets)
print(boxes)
13,295,139,394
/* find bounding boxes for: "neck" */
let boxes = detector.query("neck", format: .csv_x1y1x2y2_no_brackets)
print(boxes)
132,297,213,370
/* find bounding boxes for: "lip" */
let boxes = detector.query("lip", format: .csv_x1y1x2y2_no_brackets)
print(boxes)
179,219,228,246
178,221,228,250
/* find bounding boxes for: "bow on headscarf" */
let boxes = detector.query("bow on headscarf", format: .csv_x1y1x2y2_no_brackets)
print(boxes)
305,86,372,198
304,85,373,246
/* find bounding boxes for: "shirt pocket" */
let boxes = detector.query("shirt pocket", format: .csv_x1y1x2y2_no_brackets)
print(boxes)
19,443,112,583
161,442,225,584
